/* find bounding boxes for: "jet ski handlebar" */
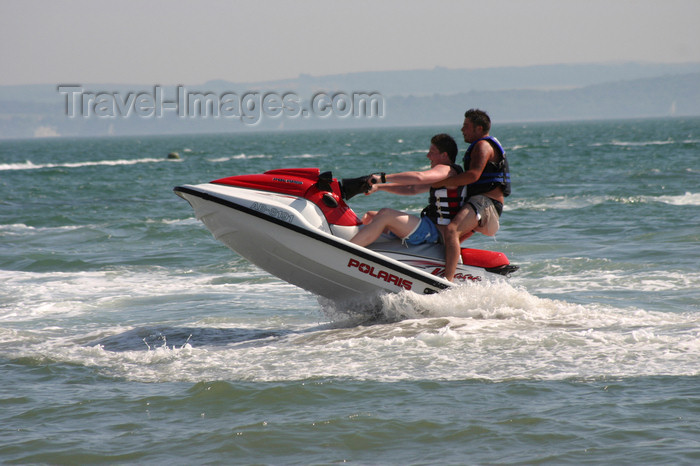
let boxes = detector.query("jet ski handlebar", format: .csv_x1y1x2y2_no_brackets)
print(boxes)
339,174,373,200
339,172,390,200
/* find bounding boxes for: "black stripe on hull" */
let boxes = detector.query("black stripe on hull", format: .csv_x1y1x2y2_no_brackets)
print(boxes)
174,185,451,291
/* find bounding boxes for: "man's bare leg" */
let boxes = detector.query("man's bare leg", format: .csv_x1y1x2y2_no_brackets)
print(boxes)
350,208,420,247
443,205,479,281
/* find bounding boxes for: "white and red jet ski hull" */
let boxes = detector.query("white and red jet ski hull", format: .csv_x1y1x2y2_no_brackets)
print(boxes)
174,168,516,303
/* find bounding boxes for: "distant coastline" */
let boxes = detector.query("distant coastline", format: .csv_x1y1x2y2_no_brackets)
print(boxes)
1,62,699,139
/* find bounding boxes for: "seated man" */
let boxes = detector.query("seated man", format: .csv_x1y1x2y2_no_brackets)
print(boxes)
350,133,464,247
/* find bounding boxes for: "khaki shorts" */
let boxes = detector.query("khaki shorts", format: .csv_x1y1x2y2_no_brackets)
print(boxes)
467,195,501,236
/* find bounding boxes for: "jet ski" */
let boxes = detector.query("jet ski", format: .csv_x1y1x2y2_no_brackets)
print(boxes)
174,168,517,303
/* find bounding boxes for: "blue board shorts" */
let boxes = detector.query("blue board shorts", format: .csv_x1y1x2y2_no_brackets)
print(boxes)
390,216,440,245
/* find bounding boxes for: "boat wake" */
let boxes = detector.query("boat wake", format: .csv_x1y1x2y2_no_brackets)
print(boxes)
3,285,699,384
321,279,676,328
3,267,698,383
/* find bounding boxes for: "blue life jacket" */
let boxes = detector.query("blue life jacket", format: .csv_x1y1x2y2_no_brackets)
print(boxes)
463,136,511,197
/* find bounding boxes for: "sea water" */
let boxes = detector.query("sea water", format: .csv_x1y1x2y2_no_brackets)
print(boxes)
1,118,699,464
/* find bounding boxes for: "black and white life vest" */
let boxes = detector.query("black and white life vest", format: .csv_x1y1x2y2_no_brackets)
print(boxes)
422,164,466,225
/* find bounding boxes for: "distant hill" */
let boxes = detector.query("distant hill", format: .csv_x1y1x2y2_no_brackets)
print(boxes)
202,62,700,96
385,72,700,125
1,63,699,138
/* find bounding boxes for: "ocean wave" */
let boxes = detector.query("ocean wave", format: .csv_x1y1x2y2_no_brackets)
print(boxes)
590,139,686,147
616,192,700,206
144,217,200,226
282,153,327,159
0,223,88,234
652,192,700,206
511,192,700,210
0,268,298,323
207,153,268,162
509,195,609,211
388,149,425,156
0,219,199,235
518,264,700,295
0,157,179,171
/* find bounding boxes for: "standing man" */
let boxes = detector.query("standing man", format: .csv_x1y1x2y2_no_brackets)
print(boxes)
438,109,511,282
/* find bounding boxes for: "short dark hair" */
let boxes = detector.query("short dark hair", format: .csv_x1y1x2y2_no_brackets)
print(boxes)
430,133,458,163
464,108,491,133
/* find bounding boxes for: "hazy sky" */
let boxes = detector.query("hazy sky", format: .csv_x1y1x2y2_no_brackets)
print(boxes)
2,0,699,86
